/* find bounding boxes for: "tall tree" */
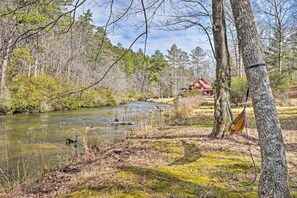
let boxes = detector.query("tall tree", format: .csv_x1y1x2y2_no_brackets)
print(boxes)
209,0,232,138
254,0,296,73
149,50,169,98
190,46,206,78
166,44,182,96
230,0,291,196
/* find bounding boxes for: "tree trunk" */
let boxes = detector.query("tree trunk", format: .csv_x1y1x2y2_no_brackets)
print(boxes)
230,0,291,197
34,58,38,77
209,0,231,138
277,12,283,73
1,38,12,91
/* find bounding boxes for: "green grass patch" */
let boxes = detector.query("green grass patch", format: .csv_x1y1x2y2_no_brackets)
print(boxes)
62,143,260,197
115,151,258,198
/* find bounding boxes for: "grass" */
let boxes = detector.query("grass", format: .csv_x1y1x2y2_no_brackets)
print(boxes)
4,96,297,197
175,101,297,131
173,95,206,118
61,142,259,198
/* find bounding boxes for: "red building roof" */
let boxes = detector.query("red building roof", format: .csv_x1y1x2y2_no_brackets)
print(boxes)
192,77,212,90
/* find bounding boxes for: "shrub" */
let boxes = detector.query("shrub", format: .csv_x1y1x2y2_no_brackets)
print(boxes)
0,89,12,114
230,77,248,107
81,88,117,107
10,75,65,113
8,75,118,113
99,88,117,106
269,72,291,98
179,89,201,97
230,73,291,106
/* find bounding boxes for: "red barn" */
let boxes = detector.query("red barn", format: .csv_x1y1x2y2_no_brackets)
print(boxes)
189,77,213,95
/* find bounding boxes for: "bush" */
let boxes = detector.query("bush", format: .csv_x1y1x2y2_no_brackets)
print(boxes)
179,89,201,97
128,90,152,101
8,75,118,113
230,73,291,106
230,77,248,107
10,75,65,112
80,88,117,107
269,72,291,98
101,88,117,106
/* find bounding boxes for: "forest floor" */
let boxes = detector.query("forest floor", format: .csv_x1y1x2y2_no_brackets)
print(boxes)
2,100,297,198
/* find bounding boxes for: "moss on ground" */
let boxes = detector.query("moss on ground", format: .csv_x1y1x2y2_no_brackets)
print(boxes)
63,141,260,198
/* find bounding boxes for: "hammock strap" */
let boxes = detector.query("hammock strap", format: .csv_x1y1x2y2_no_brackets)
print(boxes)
245,63,266,71
242,78,257,186
243,98,257,186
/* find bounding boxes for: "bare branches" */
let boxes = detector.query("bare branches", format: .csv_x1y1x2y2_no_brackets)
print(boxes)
92,0,115,68
0,0,87,51
0,0,40,17
53,31,148,99
141,0,148,57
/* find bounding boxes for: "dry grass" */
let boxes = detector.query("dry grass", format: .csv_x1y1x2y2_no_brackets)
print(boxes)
174,95,206,119
147,98,175,105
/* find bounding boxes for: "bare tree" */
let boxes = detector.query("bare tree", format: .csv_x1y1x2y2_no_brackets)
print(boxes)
254,0,296,73
230,0,291,196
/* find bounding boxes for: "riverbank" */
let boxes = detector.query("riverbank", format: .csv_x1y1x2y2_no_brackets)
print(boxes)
2,98,297,197
5,123,297,197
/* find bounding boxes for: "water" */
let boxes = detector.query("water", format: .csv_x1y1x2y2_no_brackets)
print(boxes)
0,101,171,183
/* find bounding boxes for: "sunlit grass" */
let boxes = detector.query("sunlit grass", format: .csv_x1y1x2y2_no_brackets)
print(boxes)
62,142,259,198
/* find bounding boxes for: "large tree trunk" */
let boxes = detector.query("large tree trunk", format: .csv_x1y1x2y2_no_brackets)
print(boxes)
209,0,231,138
230,0,291,197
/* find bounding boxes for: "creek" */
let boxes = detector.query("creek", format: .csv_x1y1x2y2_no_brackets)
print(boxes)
0,101,171,184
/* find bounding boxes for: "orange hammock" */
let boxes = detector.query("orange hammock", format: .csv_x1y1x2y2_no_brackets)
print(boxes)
229,108,246,135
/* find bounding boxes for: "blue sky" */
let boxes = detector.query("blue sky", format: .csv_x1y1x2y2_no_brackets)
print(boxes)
79,0,212,56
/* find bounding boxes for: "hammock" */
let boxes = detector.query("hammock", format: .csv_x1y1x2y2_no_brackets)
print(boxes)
228,88,249,135
228,63,266,136
229,108,246,135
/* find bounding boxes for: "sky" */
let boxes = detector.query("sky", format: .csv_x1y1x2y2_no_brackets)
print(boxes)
79,0,212,56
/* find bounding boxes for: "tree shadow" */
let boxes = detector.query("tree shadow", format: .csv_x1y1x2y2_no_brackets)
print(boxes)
118,165,203,196
170,141,202,166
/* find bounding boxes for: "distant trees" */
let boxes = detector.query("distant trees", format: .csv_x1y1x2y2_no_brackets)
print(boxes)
254,0,296,74
0,0,83,90
166,44,184,96
165,44,214,97
149,50,169,98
